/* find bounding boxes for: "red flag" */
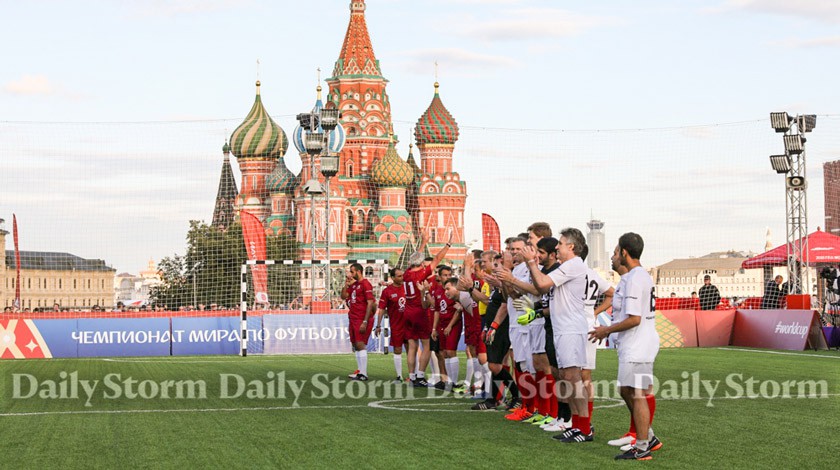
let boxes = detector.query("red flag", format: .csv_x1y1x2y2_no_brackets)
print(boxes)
482,213,501,252
13,214,21,311
240,210,269,304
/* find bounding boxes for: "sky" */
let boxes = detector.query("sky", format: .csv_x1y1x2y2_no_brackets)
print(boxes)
2,0,840,275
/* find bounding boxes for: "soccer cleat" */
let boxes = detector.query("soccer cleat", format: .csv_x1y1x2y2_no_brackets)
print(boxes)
412,377,430,387
504,399,522,411
452,384,467,395
351,374,368,382
608,433,636,447
348,370,360,379
471,399,498,411
523,413,545,424
615,446,652,461
553,427,580,441
534,416,554,427
505,408,532,421
433,381,447,390
392,376,404,384
543,420,568,432
622,436,662,453
558,428,594,443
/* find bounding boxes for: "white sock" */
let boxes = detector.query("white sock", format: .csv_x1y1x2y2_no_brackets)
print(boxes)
483,363,492,395
358,350,368,376
465,358,474,388
393,354,403,378
471,358,481,386
430,355,440,381
446,357,459,385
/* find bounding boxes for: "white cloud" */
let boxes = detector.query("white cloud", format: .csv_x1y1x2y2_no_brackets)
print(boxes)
712,0,840,23
394,48,519,75
457,8,618,42
3,75,55,95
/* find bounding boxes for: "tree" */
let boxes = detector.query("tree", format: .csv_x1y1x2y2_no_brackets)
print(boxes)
150,220,300,309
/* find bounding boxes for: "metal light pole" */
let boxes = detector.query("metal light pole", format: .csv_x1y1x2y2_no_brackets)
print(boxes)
769,112,817,296
190,261,202,307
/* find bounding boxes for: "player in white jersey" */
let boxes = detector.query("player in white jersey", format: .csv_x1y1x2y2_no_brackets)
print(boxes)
589,233,662,461
522,227,593,443
496,237,542,422
579,244,614,432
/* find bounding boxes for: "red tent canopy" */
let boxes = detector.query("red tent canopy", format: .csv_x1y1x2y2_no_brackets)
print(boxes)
741,229,840,269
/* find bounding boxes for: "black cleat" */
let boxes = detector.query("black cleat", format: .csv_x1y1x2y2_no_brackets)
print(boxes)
615,446,652,461
470,399,498,411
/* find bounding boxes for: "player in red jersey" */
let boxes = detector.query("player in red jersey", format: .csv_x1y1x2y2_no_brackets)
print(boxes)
376,268,408,383
340,262,375,381
426,270,462,390
403,231,452,387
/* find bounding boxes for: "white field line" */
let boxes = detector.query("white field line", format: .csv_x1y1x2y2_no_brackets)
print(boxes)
718,347,840,359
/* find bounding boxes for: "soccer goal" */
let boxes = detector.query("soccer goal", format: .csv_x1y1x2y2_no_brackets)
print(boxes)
239,259,390,356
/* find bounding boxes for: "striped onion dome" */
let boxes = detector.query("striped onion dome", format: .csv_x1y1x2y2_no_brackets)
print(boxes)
414,82,459,146
266,157,296,194
230,81,288,159
371,139,413,187
292,86,346,154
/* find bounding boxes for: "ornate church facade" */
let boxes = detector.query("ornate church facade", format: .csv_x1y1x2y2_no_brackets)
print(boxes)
213,0,467,271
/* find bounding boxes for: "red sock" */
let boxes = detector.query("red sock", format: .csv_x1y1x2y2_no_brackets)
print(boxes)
571,414,581,431
535,371,548,415
579,414,591,435
647,394,656,424
628,414,636,435
547,376,558,418
588,400,593,418
521,372,536,413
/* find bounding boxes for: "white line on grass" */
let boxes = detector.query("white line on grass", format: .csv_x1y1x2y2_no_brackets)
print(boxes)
718,348,840,359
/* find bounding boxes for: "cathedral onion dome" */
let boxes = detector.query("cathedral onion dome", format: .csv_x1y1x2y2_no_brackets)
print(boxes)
406,143,421,180
371,139,413,187
222,141,231,154
266,158,296,194
230,81,288,159
293,86,347,155
414,82,459,146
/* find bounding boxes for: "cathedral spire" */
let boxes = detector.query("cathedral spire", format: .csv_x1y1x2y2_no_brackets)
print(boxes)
332,0,382,78
212,141,239,230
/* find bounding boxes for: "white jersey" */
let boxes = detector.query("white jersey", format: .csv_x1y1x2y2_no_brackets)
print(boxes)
547,256,588,334
613,266,659,363
507,262,543,331
584,267,612,330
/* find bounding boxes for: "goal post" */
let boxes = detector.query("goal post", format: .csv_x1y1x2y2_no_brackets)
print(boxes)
240,258,390,356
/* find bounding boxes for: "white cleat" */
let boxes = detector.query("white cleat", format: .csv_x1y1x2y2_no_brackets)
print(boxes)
608,434,636,447
542,419,571,432
538,417,556,429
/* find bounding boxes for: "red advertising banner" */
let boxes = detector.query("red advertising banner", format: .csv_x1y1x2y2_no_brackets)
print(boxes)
656,310,698,348
481,213,500,252
695,309,736,347
240,210,268,304
731,309,825,351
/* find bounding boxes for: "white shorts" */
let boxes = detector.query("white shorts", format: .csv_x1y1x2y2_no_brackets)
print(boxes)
584,336,596,370
510,328,534,373
529,322,546,355
617,362,655,390
554,333,587,369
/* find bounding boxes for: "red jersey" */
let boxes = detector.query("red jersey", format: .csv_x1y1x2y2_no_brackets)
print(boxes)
378,284,407,320
402,265,432,309
431,283,458,321
346,279,374,318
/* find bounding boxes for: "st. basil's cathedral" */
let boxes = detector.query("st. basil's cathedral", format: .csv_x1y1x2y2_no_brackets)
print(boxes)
211,0,467,291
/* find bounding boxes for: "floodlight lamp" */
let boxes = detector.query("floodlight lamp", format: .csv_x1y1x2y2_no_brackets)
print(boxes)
783,134,805,155
770,112,792,133
769,154,791,174
305,132,324,156
320,154,340,177
798,114,817,133
320,108,340,131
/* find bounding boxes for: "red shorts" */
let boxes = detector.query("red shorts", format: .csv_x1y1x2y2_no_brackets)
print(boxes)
464,311,482,348
404,305,431,340
436,317,462,351
388,314,406,348
349,316,373,346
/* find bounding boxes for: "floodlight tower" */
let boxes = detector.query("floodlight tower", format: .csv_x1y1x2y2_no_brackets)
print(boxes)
769,112,817,295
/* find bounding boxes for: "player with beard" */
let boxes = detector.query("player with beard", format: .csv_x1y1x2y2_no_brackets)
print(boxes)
376,268,408,383
341,263,375,381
